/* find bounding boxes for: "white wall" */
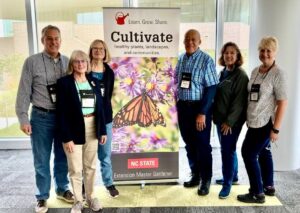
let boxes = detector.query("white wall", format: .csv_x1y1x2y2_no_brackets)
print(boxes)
249,0,300,170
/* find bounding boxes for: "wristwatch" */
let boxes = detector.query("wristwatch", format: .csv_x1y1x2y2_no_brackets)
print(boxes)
272,127,279,134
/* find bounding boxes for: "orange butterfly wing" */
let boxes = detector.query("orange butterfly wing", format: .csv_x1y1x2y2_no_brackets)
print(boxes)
113,95,142,128
138,93,166,127
113,92,166,128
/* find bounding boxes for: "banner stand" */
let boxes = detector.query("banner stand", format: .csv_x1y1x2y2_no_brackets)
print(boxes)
104,8,180,184
115,179,179,189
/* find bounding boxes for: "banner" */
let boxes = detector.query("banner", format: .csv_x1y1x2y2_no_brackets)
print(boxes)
104,8,180,181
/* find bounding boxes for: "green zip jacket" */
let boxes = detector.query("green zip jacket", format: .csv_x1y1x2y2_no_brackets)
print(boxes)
213,66,249,128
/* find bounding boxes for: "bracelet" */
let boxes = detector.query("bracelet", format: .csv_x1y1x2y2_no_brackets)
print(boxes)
272,127,279,134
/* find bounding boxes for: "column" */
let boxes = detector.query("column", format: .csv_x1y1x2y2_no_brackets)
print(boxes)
249,0,300,170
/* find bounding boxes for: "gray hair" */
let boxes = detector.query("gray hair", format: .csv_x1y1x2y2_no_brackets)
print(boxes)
41,25,61,40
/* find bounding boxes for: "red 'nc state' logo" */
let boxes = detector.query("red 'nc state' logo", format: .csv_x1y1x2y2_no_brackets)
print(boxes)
115,12,129,25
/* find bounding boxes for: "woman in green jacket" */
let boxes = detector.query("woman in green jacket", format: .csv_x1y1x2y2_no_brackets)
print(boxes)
213,42,249,199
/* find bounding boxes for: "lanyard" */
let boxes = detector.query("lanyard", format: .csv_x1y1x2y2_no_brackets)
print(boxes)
253,61,275,85
75,80,96,108
42,53,63,85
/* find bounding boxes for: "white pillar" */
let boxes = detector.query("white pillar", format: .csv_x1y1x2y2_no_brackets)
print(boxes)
249,0,300,170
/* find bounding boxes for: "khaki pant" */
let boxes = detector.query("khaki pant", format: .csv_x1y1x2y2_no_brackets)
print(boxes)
64,116,98,203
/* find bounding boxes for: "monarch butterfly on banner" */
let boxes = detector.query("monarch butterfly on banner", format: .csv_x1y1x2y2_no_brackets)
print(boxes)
113,91,166,128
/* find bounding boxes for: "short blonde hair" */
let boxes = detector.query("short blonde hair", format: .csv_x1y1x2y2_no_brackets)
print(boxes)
258,36,278,52
89,39,111,63
67,50,91,75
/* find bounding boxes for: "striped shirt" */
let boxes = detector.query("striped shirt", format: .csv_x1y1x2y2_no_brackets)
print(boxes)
175,48,219,101
16,51,69,125
247,64,287,128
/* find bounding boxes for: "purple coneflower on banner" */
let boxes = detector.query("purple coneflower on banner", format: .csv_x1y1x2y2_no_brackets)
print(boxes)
111,57,140,78
119,69,143,97
118,133,142,153
168,105,178,125
145,75,165,101
146,132,168,150
162,59,175,78
112,127,127,143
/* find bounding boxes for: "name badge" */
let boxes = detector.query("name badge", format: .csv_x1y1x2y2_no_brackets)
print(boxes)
250,84,260,102
99,81,105,97
180,72,192,89
79,90,95,108
46,83,57,103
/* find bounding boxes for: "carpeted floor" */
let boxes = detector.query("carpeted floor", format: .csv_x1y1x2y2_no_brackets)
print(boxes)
0,148,299,213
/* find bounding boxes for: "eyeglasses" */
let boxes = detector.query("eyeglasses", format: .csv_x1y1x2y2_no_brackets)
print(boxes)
73,60,87,65
92,47,105,51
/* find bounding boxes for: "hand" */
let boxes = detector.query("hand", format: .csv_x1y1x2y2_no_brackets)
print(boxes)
63,141,75,153
270,131,278,143
196,114,206,131
20,124,32,135
221,123,232,135
99,135,107,145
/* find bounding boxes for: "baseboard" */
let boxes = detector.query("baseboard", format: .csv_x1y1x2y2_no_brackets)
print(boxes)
0,138,31,149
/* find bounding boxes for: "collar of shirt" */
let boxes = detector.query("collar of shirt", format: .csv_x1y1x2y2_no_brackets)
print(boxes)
42,51,62,62
183,48,201,60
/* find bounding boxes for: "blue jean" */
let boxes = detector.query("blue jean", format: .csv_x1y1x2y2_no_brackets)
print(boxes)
98,122,113,187
241,120,273,195
30,107,69,200
216,124,242,187
177,101,213,181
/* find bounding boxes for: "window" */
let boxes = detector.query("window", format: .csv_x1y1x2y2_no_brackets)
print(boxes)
35,0,123,56
0,0,28,137
223,0,250,71
0,0,251,142
138,0,216,57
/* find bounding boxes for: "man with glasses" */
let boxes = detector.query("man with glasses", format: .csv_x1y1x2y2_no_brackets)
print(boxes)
16,25,74,213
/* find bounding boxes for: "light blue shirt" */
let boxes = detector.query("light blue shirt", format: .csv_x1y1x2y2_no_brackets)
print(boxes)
75,81,95,115
175,48,219,101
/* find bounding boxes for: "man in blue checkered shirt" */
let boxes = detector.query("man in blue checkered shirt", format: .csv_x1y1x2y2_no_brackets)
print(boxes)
175,29,219,196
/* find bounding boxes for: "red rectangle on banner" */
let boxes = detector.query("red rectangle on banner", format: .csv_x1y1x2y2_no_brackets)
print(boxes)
128,158,159,169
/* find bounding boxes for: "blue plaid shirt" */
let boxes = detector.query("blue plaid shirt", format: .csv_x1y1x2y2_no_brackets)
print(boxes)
175,48,219,101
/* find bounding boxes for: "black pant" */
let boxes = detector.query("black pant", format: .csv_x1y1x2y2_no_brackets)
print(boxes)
176,100,212,181
242,120,273,194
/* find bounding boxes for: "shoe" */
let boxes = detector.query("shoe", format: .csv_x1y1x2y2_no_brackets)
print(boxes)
237,193,265,203
218,186,231,199
57,190,75,203
35,200,48,213
106,185,119,198
183,174,200,188
264,186,276,196
197,180,211,196
71,201,83,213
215,178,239,185
87,198,102,211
